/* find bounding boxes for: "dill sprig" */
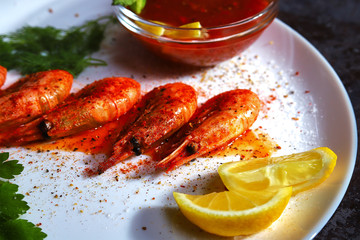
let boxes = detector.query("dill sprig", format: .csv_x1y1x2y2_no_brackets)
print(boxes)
0,15,116,76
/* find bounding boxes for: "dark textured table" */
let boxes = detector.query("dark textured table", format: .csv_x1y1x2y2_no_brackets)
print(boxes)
278,0,360,239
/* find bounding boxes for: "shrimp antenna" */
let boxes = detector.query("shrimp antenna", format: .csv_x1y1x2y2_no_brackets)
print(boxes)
157,139,201,171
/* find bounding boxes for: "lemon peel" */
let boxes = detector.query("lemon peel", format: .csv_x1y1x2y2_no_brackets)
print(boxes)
173,187,292,236
135,20,165,36
165,21,203,39
136,21,204,39
218,147,337,195
173,147,337,236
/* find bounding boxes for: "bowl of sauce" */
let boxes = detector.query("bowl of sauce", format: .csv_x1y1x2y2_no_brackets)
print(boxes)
114,0,279,67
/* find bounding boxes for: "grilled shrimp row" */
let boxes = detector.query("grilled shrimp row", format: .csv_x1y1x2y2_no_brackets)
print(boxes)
0,66,261,173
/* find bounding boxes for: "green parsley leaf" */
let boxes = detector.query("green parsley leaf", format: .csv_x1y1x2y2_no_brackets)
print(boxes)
130,0,146,14
112,0,146,14
0,15,115,76
112,0,137,5
0,219,47,240
0,181,29,221
0,152,24,179
0,153,47,239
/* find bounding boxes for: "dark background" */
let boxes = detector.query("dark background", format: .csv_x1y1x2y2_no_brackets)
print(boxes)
278,0,360,239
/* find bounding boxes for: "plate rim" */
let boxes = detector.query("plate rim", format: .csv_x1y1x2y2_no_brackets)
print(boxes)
0,2,358,238
272,18,358,239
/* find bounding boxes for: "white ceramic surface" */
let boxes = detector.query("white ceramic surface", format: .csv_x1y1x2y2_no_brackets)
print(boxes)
0,0,357,239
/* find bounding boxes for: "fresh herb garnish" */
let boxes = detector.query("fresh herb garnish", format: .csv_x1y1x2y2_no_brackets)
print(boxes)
112,0,146,14
0,152,47,240
0,15,116,76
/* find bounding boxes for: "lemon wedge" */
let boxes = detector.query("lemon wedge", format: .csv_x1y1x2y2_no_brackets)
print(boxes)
173,187,292,236
136,21,204,39
218,147,337,195
164,21,203,39
136,20,165,36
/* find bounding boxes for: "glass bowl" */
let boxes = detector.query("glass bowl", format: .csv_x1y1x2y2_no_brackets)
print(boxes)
113,1,279,67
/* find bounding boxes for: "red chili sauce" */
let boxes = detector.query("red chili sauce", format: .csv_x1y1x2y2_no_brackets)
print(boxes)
132,0,276,66
139,0,269,28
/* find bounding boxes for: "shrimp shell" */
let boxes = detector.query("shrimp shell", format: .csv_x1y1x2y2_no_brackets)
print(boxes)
97,82,197,174
0,65,6,88
41,77,141,138
0,69,73,130
0,77,141,146
157,89,261,171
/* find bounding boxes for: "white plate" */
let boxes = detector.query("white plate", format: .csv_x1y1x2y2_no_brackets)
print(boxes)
0,0,357,239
